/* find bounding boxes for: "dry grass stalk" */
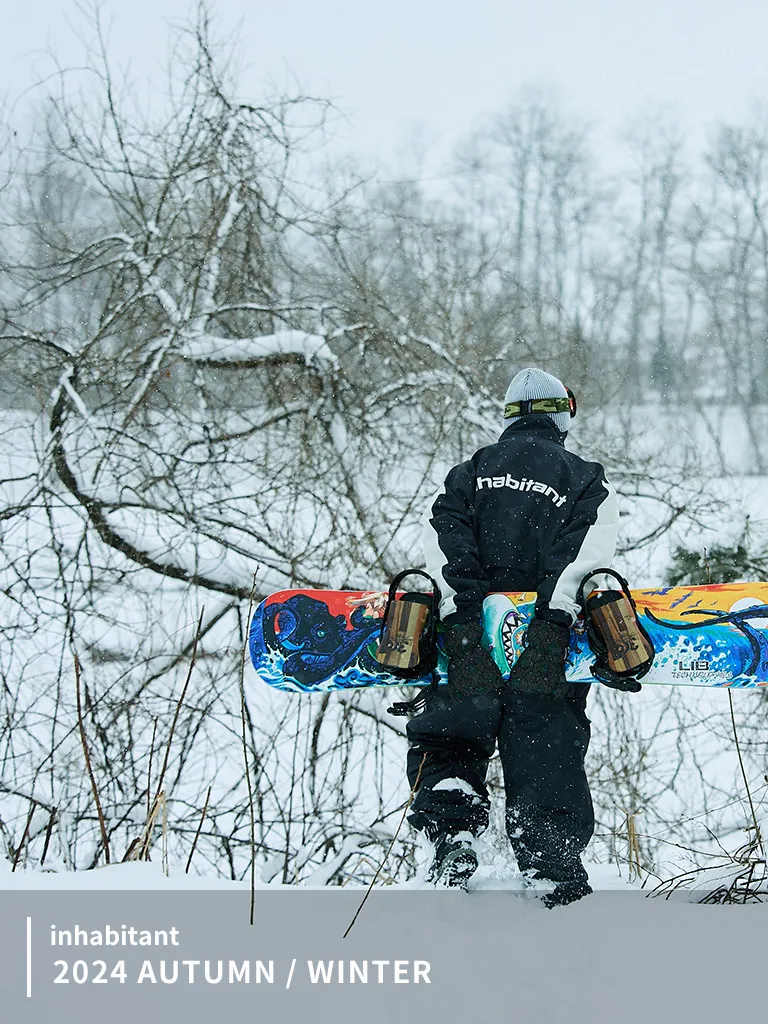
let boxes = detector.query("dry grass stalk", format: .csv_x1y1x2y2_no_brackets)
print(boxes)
626,812,643,881
125,791,167,863
146,717,158,821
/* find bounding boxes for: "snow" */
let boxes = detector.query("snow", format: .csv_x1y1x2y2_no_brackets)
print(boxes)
0,858,241,890
432,777,483,800
0,853,634,891
179,329,338,366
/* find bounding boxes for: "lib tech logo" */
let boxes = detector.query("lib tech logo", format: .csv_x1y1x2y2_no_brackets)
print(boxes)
476,474,567,507
676,660,711,672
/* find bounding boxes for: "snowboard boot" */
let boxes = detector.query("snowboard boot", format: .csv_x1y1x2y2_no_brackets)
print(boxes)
540,878,593,909
426,834,479,889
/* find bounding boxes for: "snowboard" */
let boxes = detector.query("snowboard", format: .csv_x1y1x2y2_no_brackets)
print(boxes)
248,583,768,693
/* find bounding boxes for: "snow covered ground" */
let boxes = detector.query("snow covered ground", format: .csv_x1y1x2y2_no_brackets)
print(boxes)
0,854,637,892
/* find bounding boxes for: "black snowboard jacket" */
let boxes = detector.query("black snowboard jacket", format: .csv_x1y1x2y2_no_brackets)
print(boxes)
423,416,619,628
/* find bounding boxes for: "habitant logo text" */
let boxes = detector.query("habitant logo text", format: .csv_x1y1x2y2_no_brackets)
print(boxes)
476,474,567,507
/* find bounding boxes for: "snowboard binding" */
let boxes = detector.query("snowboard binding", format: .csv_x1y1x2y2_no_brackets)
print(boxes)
376,569,441,716
578,568,655,691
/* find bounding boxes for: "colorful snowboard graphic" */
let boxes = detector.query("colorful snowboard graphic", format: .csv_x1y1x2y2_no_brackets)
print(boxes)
248,584,768,693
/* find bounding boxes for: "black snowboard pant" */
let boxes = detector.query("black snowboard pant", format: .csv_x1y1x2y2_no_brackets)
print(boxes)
406,688,594,884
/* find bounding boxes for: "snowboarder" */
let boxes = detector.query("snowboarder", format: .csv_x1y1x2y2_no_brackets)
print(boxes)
407,368,641,906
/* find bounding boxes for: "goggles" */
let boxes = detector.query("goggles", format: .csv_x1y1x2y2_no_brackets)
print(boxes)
504,388,577,419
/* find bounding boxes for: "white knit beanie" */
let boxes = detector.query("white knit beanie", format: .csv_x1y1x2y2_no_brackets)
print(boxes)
503,368,571,434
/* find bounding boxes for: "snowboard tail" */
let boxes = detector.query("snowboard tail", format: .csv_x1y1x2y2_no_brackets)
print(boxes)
248,584,768,693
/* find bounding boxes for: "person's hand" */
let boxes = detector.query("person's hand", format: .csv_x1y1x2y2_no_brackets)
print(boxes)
590,661,642,692
444,622,505,697
509,617,570,698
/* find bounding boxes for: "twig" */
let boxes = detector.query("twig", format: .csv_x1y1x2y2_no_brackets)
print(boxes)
185,785,212,874
40,807,58,867
161,793,169,877
11,800,37,872
147,717,158,821
122,837,142,862
647,870,698,900
239,571,260,924
74,655,111,864
343,752,427,939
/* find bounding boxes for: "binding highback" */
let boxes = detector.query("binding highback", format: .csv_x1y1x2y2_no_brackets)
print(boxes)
577,568,655,682
376,569,441,716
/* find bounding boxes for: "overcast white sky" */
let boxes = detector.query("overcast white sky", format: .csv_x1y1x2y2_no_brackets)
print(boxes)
3,0,768,173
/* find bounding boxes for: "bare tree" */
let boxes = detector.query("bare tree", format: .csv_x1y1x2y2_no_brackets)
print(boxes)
0,7,500,883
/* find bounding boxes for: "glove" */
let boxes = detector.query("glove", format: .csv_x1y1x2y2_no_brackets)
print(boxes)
509,617,570,698
590,661,642,693
444,622,505,697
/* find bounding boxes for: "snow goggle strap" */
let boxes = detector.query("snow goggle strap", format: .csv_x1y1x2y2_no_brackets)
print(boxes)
504,393,577,419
